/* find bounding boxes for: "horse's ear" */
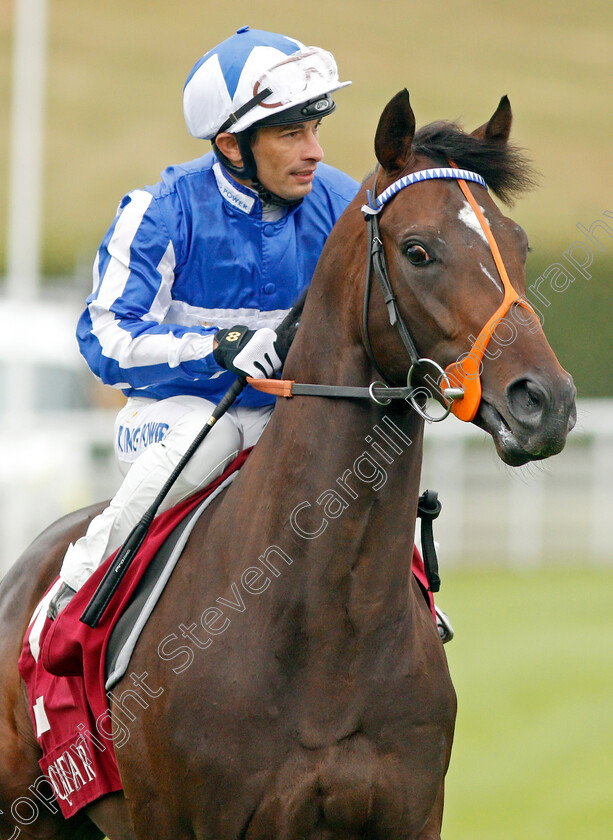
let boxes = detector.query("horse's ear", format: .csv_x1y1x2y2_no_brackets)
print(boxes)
374,89,416,172
472,95,512,143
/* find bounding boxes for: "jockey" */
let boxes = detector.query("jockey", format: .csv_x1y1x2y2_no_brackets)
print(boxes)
48,26,359,617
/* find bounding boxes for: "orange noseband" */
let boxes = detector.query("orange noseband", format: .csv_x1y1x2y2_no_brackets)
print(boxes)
443,175,537,421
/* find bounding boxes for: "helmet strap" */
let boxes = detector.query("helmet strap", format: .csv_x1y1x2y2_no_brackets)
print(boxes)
249,178,303,208
212,130,257,181
213,130,302,209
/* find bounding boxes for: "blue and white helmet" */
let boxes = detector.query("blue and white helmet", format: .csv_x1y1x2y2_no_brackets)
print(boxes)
183,26,351,140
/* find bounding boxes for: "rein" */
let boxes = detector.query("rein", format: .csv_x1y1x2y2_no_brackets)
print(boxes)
249,165,536,422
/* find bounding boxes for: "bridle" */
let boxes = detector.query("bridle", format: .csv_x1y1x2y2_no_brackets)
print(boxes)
361,165,537,421
249,165,537,423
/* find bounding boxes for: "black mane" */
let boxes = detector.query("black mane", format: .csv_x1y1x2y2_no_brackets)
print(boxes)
411,120,537,205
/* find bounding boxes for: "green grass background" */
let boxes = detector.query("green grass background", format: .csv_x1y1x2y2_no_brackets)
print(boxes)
442,567,613,839
1,0,611,394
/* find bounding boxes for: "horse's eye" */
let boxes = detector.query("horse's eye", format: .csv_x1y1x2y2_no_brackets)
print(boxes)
406,244,431,265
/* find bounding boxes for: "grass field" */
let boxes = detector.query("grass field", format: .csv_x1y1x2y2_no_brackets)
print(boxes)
441,567,613,839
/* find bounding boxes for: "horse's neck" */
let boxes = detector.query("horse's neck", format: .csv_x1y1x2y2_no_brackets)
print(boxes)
244,259,426,632
263,390,423,587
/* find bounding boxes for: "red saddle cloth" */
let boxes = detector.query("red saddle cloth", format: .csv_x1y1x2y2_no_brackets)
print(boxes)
18,445,435,819
18,449,251,818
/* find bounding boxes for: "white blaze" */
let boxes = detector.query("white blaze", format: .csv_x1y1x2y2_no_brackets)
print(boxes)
458,200,489,244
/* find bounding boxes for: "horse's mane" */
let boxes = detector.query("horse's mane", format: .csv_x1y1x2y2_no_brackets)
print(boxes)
411,120,538,205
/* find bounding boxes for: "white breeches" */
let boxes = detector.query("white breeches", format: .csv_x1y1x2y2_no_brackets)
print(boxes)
60,395,272,591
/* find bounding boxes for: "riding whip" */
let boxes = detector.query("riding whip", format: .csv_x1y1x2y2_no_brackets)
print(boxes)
80,291,307,628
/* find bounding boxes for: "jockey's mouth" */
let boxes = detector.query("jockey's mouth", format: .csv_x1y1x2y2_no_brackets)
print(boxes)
292,168,316,182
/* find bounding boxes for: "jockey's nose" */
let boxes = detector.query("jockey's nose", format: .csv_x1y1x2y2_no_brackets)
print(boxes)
303,128,324,162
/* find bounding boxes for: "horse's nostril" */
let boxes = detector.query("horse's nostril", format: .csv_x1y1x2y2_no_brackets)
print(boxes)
524,381,544,408
506,377,548,426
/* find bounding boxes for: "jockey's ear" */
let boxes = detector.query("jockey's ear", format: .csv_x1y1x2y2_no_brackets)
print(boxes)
374,89,416,173
472,95,512,144
215,132,244,166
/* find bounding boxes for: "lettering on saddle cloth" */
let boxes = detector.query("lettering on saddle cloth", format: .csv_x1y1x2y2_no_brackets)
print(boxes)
44,741,97,808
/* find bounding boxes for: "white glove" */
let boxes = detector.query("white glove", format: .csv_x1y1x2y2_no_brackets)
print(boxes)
213,325,282,379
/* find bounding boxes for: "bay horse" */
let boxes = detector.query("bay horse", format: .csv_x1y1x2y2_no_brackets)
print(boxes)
0,90,576,840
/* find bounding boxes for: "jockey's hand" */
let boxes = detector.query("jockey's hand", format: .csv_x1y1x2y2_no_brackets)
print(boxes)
213,325,282,379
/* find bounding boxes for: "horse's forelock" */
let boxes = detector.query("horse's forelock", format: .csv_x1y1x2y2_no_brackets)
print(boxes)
411,121,538,205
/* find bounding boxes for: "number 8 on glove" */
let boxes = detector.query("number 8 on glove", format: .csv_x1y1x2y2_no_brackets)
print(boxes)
213,325,282,379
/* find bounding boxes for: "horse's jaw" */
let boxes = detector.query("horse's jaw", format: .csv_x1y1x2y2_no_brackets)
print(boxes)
473,396,576,467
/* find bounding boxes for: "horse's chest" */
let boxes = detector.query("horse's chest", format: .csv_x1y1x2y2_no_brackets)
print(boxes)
250,619,455,752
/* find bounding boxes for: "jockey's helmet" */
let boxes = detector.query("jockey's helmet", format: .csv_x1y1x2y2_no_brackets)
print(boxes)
183,26,351,188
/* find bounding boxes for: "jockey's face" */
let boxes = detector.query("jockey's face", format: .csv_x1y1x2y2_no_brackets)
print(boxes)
250,119,324,200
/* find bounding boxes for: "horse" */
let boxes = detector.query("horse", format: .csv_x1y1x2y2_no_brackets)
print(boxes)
0,89,576,840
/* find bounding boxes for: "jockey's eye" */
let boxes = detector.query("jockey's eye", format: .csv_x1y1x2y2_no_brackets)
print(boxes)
405,244,432,266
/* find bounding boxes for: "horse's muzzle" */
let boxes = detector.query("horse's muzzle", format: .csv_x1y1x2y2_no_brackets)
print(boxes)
475,373,577,466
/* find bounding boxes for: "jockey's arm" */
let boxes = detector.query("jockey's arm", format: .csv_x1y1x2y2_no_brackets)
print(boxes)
77,189,226,392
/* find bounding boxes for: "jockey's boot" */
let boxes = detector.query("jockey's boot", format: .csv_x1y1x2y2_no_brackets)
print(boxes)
435,605,454,644
47,582,77,621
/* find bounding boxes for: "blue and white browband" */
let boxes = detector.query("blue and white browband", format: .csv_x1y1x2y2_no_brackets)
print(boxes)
362,167,488,215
